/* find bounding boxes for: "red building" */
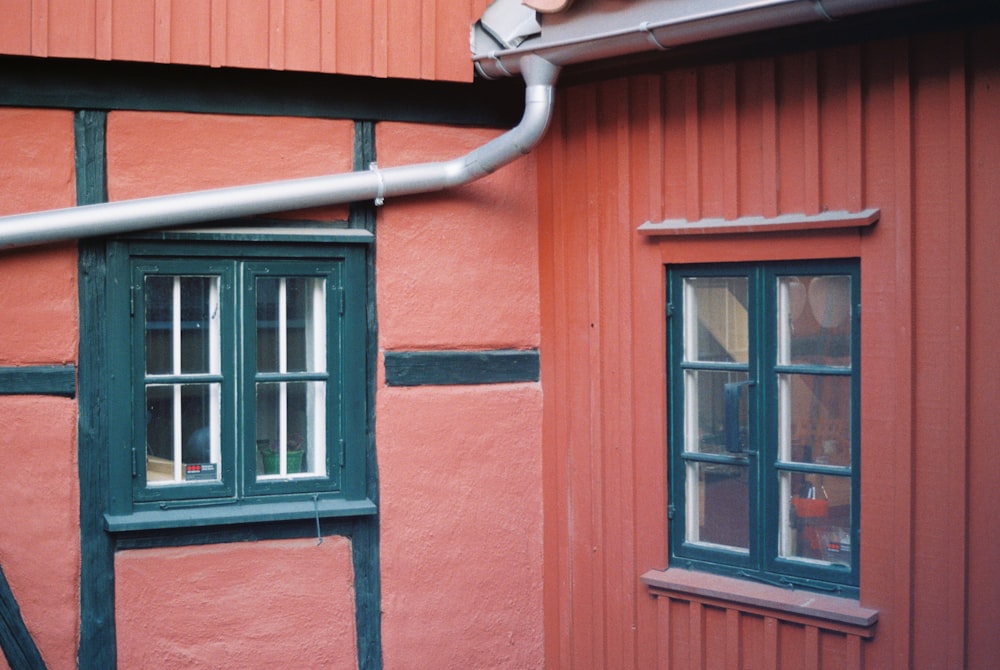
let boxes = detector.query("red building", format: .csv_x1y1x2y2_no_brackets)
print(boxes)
0,1,997,668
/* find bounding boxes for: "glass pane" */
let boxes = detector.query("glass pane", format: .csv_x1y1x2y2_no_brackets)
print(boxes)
777,374,851,467
144,382,221,484
683,276,748,363
179,276,218,374
684,369,749,455
257,276,326,373
144,276,173,375
779,472,852,567
144,275,219,375
256,276,279,372
255,381,326,478
686,461,749,550
777,275,851,366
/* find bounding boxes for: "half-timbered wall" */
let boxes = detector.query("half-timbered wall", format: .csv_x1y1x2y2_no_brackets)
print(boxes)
537,24,1000,670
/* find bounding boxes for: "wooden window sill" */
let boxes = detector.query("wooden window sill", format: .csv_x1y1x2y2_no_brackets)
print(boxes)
642,567,878,637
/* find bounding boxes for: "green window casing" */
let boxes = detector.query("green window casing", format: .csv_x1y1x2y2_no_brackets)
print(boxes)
105,237,374,531
667,259,860,596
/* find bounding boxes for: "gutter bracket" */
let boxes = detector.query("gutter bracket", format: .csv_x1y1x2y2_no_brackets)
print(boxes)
638,21,669,51
370,162,385,207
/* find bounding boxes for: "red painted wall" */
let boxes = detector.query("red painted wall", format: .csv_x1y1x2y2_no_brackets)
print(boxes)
535,25,1000,670
375,122,544,669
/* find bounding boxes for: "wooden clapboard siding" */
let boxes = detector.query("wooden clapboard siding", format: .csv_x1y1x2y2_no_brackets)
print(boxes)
0,0,488,82
537,24,999,669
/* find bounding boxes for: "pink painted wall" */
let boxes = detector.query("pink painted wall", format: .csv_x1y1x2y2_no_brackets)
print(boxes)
375,122,544,669
0,107,80,670
106,111,355,220
376,123,541,350
0,397,80,670
0,108,77,365
115,538,358,669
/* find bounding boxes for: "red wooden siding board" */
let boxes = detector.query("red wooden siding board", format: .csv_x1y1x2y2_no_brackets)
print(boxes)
0,0,481,81
966,25,1000,670
539,25,997,670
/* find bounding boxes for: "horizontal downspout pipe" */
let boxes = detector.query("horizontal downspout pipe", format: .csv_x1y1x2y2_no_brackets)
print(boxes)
0,55,560,250
473,0,929,79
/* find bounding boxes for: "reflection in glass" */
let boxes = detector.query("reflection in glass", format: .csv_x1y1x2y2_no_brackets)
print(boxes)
686,461,749,550
778,275,851,366
145,275,219,375
777,374,851,467
255,381,326,478
779,472,851,567
684,277,748,363
684,369,749,455
256,276,325,373
145,382,221,484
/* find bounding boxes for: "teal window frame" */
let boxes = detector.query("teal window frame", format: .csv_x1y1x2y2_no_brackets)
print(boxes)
667,259,861,596
105,235,375,531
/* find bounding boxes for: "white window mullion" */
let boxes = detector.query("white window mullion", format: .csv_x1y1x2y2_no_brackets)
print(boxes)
278,278,288,475
208,278,221,467
172,277,183,481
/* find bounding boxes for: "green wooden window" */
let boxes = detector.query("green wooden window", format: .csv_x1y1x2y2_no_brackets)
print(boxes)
667,260,860,595
105,238,374,531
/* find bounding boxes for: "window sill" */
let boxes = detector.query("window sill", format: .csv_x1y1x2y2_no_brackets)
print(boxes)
641,567,878,637
105,497,377,532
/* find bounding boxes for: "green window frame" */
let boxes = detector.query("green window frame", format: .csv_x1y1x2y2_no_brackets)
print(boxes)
105,235,375,531
667,259,860,596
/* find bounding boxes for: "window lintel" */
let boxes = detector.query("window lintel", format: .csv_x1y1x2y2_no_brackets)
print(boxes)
639,208,879,236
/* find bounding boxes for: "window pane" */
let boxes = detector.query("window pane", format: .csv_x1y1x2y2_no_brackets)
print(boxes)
145,382,221,484
777,275,851,366
256,276,326,373
683,276,748,363
686,461,749,550
779,472,852,567
684,369,749,455
777,374,851,467
255,381,327,478
144,275,220,375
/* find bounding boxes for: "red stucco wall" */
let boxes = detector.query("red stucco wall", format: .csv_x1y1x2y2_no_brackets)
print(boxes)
0,108,77,365
375,122,544,669
0,397,80,670
0,107,80,670
106,111,355,221
115,539,358,669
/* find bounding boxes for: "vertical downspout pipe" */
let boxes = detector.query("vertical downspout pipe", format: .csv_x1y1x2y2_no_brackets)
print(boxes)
0,55,560,250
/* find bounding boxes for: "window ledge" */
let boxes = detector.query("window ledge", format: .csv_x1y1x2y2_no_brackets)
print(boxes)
642,568,878,636
638,208,879,236
105,497,377,532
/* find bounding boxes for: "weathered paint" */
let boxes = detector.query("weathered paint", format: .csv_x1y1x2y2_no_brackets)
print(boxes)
0,0,491,83
115,538,358,669
0,396,80,670
536,25,1000,669
106,111,355,221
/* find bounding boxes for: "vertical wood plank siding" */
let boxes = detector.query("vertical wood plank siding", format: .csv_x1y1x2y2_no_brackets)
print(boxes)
537,26,1000,669
0,0,488,82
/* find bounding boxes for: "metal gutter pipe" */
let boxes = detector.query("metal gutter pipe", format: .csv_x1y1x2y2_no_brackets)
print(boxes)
0,55,560,250
473,0,930,79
